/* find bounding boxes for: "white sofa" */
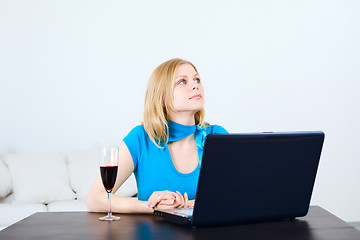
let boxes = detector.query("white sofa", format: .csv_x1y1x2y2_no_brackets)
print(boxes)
0,143,137,231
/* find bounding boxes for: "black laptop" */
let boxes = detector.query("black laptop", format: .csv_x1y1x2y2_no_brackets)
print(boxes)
154,131,325,227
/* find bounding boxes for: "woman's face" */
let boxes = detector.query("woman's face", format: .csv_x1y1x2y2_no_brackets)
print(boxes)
172,64,204,113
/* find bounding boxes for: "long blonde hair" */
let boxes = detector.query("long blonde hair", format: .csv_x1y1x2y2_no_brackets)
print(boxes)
143,58,207,148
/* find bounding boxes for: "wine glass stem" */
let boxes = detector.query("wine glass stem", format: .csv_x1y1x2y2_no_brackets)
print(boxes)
108,192,112,217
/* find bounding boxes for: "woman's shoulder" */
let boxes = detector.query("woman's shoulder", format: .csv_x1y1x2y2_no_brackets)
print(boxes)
129,124,146,132
204,124,228,134
123,125,148,169
124,124,147,140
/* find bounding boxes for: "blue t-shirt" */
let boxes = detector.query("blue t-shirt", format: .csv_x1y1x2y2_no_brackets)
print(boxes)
123,121,228,201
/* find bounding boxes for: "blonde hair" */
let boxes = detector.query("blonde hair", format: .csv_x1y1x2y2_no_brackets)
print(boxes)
143,58,207,148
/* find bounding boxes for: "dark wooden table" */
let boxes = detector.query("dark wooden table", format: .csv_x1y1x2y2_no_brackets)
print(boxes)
0,206,359,240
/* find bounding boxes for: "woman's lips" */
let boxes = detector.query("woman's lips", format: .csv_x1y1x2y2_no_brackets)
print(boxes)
190,94,201,99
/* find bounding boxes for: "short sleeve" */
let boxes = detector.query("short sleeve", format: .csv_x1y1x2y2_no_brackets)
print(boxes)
123,125,145,170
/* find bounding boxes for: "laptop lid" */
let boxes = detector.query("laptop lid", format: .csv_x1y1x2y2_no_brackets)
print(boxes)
156,131,325,227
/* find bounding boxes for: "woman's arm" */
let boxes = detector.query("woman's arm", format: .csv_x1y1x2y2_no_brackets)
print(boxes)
87,141,193,213
86,141,153,214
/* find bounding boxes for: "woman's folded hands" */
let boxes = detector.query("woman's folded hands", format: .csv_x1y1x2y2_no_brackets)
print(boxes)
146,190,194,210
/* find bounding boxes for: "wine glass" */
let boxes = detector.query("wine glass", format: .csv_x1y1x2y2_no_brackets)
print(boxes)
99,146,121,221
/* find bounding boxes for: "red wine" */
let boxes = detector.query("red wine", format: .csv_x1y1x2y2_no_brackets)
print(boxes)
100,166,118,193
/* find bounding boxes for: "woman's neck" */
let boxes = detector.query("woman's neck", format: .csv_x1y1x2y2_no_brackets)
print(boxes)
168,112,195,126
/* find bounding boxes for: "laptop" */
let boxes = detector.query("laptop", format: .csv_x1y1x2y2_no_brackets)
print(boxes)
154,131,325,227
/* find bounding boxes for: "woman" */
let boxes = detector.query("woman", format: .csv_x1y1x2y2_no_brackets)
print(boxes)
87,58,228,213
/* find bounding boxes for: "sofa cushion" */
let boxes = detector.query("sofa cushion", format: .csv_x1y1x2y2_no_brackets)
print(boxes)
67,143,101,200
0,156,12,198
67,143,137,200
0,193,15,204
4,153,76,204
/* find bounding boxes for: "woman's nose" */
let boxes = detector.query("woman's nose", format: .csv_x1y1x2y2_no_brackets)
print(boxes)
192,82,199,90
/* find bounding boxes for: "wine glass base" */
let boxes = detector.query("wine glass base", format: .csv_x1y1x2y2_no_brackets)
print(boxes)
99,215,121,221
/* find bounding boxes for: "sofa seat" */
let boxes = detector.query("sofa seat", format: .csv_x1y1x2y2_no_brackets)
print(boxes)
0,202,47,231
47,200,88,212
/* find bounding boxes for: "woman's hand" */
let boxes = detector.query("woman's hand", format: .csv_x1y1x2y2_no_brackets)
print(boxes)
187,200,195,208
173,191,195,208
146,191,176,210
146,191,194,210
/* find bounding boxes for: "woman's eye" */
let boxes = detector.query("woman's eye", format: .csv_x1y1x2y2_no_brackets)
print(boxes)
195,78,201,83
178,79,186,85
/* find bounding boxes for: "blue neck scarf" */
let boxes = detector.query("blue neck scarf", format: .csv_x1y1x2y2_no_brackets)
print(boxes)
167,120,207,150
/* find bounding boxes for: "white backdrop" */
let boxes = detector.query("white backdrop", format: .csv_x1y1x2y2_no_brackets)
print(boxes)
0,0,359,221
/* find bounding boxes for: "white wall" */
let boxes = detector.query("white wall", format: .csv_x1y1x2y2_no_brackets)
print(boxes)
0,0,359,221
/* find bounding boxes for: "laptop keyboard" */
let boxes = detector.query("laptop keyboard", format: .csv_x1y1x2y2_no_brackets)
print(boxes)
174,208,194,217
